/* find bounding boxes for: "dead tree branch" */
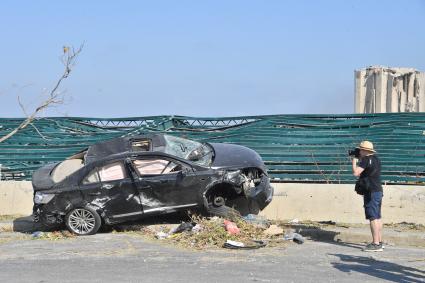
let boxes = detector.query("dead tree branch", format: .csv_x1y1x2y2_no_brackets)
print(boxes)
0,44,83,143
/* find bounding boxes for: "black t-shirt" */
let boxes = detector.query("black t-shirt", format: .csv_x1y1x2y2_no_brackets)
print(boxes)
359,154,383,192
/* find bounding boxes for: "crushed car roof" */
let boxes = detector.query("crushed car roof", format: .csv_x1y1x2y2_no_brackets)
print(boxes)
85,134,166,164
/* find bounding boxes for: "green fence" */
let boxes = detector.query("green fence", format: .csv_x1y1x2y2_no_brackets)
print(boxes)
0,113,424,184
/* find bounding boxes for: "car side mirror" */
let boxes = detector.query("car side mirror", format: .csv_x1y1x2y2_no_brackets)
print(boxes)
177,167,191,179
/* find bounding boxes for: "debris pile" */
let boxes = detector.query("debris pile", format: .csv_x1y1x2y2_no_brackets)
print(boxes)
121,214,304,250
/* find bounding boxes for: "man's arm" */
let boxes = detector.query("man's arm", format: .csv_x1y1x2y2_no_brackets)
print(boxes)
352,158,365,177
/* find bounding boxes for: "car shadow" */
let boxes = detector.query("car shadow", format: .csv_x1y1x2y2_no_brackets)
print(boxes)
110,211,193,231
12,215,47,233
329,253,425,282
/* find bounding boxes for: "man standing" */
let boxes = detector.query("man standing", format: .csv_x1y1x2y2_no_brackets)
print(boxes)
352,141,384,252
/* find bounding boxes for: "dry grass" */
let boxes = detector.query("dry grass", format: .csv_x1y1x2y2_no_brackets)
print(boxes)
0,226,13,232
0,215,24,221
32,230,76,241
118,214,289,250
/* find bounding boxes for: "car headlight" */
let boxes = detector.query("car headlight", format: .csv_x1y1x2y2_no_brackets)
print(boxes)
34,192,55,204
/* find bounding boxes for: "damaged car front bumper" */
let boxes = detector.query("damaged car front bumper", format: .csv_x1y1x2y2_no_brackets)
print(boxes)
245,175,274,210
223,170,274,211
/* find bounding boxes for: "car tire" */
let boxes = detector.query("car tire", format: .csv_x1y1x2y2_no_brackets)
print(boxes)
206,204,241,220
65,207,102,236
227,197,260,216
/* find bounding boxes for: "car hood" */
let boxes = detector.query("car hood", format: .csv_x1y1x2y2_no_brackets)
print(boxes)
209,143,266,172
32,163,57,191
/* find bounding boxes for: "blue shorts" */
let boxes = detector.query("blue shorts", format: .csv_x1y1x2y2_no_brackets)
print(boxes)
363,191,383,220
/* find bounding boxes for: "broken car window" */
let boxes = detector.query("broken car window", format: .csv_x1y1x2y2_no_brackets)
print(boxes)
163,135,213,166
82,169,100,184
131,139,151,152
132,159,182,175
98,162,126,181
133,159,169,175
52,159,84,183
163,161,182,174
82,162,125,184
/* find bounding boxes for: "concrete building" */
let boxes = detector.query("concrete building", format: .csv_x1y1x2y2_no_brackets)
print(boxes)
355,66,425,113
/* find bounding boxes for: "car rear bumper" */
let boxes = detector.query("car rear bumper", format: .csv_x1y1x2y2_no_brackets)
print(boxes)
33,204,64,226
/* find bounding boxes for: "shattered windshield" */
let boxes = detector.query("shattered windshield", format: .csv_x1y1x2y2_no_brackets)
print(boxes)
163,135,213,166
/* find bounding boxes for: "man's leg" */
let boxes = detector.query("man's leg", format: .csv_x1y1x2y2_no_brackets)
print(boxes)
364,192,383,252
377,218,383,243
369,219,380,244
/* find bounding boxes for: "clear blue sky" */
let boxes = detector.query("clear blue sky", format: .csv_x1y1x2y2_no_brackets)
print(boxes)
1,0,424,117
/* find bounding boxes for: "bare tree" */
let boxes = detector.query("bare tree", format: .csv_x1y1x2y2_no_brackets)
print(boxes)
0,44,83,143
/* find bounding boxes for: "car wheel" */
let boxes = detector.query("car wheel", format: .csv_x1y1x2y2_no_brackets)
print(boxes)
206,203,241,220
212,196,225,207
227,197,260,216
65,207,101,236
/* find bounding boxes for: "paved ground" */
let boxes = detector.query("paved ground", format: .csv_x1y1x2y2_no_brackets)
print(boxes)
0,230,424,283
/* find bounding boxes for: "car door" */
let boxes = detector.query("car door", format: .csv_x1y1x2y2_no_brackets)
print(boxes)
130,156,200,214
80,161,142,223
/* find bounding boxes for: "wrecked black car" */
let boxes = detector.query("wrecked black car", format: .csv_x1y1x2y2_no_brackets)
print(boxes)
32,134,273,235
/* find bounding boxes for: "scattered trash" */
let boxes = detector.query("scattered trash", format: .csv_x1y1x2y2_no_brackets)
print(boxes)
191,224,203,233
116,214,294,250
263,225,284,236
283,233,293,241
242,214,270,228
292,233,304,244
288,219,299,224
169,222,194,234
31,230,75,240
224,220,240,235
283,232,305,244
224,239,245,248
155,231,169,239
31,231,44,238
223,239,267,249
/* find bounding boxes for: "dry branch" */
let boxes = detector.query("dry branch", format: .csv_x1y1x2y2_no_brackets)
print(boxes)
0,44,83,143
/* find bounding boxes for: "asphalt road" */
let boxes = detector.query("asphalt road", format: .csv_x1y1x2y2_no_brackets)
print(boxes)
0,232,424,283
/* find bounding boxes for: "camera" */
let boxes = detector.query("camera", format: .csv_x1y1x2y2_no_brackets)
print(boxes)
348,148,360,158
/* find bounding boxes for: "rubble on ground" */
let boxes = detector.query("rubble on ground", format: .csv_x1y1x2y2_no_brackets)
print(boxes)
113,214,297,250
